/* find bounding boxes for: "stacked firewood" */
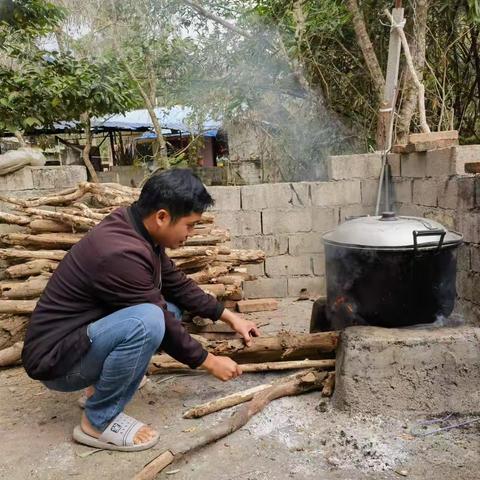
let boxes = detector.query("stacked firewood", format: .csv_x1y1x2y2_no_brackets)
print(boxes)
0,181,265,365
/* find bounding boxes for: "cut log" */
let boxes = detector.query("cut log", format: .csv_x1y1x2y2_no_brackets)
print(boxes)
149,331,338,370
223,300,238,310
174,256,212,271
224,283,243,301
465,162,480,174
0,315,29,349
0,248,66,262
187,266,230,284
199,212,215,224
166,246,219,258
0,341,23,367
216,249,265,265
0,299,37,314
135,370,328,480
201,331,338,363
28,219,73,233
322,371,336,397
23,207,96,231
214,273,252,285
198,283,226,297
5,259,59,278
0,212,31,226
184,235,227,246
237,299,278,313
1,275,49,299
1,232,82,250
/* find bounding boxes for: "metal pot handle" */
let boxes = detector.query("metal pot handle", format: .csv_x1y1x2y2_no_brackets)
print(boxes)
413,229,446,253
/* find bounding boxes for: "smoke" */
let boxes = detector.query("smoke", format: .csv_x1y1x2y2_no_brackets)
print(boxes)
178,7,358,182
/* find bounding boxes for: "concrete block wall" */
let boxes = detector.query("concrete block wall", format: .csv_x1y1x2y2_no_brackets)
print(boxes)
208,153,381,299
391,145,480,325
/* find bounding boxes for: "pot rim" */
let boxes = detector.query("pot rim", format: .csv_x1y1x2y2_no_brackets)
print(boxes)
323,232,463,252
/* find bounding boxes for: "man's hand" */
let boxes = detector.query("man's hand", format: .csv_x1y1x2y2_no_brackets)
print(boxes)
220,309,260,347
201,353,242,381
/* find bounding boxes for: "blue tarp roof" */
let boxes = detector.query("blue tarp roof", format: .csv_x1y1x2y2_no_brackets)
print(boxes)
22,106,221,137
94,106,221,137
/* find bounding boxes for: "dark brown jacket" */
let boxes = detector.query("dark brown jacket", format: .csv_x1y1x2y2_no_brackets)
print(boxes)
22,203,224,380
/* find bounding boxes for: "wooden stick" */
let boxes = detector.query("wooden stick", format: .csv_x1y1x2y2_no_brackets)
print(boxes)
183,368,331,418
133,452,174,480
0,341,23,367
149,356,335,375
241,359,335,372
135,370,327,480
0,183,92,208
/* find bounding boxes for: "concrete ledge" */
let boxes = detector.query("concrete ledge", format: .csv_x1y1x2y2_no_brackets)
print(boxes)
333,326,480,416
327,153,382,180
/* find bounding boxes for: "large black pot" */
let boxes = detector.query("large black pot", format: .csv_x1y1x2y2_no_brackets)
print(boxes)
322,212,463,329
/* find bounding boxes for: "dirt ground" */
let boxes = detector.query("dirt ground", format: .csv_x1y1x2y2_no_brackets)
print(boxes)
1,299,479,480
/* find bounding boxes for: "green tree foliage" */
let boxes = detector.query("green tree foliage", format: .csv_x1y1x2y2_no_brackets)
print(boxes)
254,0,480,146
0,0,139,135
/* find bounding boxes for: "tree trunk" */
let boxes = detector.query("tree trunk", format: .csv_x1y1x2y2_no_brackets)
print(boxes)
346,0,385,100
121,60,169,169
396,0,429,142
80,113,99,182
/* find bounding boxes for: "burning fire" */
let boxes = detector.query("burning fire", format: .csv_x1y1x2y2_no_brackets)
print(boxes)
333,296,354,315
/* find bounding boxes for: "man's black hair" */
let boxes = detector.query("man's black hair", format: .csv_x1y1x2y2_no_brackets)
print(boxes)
137,168,214,221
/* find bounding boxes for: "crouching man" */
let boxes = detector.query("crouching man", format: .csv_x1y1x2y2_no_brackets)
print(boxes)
22,169,259,452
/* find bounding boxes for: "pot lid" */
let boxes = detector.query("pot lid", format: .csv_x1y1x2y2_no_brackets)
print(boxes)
322,212,463,250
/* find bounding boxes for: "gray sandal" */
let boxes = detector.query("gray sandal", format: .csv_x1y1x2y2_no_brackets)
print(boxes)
73,412,159,452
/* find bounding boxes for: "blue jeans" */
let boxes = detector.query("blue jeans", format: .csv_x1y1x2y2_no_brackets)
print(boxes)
43,302,182,431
